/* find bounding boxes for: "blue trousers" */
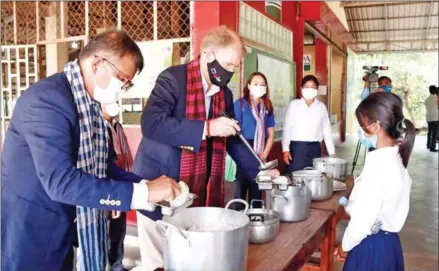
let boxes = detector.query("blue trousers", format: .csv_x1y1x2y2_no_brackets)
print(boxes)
233,139,263,209
286,141,321,173
343,231,404,271
234,168,263,209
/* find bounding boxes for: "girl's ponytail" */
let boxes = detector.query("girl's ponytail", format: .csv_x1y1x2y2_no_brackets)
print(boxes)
356,92,416,168
398,118,416,168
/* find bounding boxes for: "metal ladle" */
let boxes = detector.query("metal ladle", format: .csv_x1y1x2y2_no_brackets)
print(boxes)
220,112,278,171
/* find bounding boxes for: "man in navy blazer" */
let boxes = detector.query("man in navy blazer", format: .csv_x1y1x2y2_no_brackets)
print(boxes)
132,25,280,270
1,30,180,271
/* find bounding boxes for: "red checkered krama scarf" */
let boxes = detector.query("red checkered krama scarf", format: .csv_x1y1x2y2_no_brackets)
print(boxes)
179,58,227,207
107,119,134,171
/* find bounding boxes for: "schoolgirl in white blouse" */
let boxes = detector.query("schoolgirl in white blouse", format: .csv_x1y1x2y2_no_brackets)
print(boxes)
340,92,415,271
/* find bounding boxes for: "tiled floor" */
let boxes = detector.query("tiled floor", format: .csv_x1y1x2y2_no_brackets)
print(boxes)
123,135,438,271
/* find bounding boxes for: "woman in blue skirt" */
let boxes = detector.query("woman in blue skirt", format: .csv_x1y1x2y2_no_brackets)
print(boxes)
340,92,416,271
282,75,336,173
234,72,275,208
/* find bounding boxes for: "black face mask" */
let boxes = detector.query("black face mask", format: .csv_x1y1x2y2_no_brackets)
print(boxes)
207,59,234,87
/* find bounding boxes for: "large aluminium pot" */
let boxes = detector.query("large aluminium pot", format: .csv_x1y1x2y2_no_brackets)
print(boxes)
156,199,250,271
292,168,334,201
313,157,348,180
247,199,280,244
265,182,311,222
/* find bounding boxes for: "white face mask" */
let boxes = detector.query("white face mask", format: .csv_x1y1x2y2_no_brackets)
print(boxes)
249,85,267,98
93,76,123,105
301,87,318,100
104,102,120,118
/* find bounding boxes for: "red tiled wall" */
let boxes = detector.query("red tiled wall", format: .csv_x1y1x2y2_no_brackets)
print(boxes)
123,126,142,225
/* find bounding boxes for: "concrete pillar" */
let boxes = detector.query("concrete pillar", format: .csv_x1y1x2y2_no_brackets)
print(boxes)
315,38,329,85
314,38,330,110
191,1,238,57
45,2,69,76
244,1,265,14
45,16,58,77
281,1,304,97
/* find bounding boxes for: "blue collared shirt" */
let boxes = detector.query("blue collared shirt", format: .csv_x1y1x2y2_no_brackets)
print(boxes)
234,98,275,140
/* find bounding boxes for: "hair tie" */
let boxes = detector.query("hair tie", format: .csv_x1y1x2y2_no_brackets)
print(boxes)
400,118,406,129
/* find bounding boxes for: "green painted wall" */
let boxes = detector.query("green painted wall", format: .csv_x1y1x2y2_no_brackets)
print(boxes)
242,46,296,139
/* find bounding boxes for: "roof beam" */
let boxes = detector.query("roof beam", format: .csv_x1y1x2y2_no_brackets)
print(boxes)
347,15,438,22
384,3,389,51
353,39,438,44
304,22,347,57
342,1,430,8
355,49,439,54
424,1,435,49
341,1,388,7
351,27,439,33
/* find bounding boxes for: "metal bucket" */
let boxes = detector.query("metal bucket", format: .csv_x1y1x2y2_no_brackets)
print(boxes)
157,199,250,271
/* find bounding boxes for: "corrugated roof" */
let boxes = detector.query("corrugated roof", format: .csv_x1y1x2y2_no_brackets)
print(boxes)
343,1,439,53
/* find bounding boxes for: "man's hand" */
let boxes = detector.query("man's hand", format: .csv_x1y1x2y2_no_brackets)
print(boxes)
362,74,369,82
111,211,121,219
209,117,241,137
267,169,280,178
259,152,268,162
283,151,292,165
146,175,181,203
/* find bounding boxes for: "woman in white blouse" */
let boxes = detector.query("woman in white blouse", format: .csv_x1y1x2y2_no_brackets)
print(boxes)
282,75,335,173
340,92,415,271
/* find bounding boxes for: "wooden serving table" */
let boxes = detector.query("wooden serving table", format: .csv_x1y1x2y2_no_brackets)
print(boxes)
303,175,355,271
248,209,333,271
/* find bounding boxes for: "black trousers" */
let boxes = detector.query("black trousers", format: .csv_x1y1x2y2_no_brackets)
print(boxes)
286,141,321,173
427,121,438,150
108,212,127,271
71,215,126,271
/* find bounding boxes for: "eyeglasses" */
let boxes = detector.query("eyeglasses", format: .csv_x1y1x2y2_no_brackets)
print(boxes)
212,51,240,72
95,55,134,92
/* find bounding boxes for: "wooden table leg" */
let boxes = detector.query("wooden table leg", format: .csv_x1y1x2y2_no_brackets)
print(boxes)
304,206,348,271
327,214,337,271
289,220,329,271
316,210,343,271
319,220,331,271
302,218,331,271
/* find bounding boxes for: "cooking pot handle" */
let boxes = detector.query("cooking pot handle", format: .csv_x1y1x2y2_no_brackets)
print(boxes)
156,220,188,241
225,199,249,213
301,178,314,185
250,199,265,209
272,195,288,206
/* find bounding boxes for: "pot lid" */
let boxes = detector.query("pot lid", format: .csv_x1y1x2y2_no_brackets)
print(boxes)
292,168,323,177
272,176,291,185
313,157,347,164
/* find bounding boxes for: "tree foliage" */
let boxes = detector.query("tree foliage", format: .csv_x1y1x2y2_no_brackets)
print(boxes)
350,52,438,127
